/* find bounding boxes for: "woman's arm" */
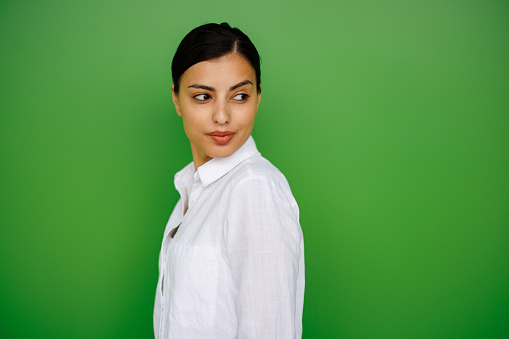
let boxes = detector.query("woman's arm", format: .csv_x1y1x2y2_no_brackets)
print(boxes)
225,175,303,338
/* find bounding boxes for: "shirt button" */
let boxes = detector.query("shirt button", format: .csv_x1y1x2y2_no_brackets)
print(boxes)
190,200,195,205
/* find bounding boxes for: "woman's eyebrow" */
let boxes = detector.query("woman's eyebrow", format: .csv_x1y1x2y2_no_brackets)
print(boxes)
187,80,253,92
188,84,215,91
229,80,252,91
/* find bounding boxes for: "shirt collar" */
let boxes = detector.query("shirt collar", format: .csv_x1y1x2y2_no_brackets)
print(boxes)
197,135,260,187
173,161,195,198
174,136,260,191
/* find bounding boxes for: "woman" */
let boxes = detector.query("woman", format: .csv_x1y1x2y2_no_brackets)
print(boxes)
154,22,304,339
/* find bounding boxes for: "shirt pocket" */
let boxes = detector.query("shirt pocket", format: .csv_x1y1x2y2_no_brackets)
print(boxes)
167,241,220,328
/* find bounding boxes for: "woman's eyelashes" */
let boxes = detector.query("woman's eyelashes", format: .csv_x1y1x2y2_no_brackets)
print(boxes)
232,93,249,102
193,93,211,102
192,92,249,103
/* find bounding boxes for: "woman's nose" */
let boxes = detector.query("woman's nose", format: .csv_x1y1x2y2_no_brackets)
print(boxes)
213,101,230,124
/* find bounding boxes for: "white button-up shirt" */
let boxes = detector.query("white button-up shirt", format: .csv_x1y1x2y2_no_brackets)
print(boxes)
154,136,305,338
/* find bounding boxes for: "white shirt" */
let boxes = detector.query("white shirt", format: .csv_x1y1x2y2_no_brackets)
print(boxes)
154,136,304,339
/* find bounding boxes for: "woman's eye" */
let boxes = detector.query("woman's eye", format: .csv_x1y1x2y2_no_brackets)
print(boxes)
193,94,211,102
232,93,249,102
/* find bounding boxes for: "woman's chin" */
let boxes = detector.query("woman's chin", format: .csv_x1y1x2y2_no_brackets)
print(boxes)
207,146,237,159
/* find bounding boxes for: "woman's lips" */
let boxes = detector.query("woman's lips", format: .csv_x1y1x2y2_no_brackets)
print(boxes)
207,131,236,145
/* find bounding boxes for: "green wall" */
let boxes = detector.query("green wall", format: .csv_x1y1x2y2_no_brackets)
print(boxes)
1,0,508,338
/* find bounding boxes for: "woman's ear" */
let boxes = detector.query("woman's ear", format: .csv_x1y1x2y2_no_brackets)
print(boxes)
256,84,262,110
171,83,182,116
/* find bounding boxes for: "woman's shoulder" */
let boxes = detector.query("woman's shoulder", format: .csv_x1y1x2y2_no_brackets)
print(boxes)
227,154,297,203
231,153,287,182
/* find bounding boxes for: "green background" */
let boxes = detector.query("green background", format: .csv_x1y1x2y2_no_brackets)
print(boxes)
1,0,508,338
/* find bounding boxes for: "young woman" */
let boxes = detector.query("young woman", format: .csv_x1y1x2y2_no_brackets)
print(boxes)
154,23,304,339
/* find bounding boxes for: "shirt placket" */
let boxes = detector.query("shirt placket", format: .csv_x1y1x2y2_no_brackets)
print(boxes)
188,173,203,213
158,220,179,339
159,173,204,338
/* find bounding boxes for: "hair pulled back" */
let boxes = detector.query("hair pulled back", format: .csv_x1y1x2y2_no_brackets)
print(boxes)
172,22,261,94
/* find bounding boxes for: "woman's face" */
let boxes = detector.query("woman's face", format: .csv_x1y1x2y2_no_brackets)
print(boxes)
172,53,261,169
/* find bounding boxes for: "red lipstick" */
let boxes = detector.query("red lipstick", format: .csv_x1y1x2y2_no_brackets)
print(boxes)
207,131,236,145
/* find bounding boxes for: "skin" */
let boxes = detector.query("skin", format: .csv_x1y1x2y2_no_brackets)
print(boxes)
171,53,261,170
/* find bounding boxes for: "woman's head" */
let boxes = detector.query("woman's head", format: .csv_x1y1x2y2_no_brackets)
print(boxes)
171,23,262,169
171,22,261,94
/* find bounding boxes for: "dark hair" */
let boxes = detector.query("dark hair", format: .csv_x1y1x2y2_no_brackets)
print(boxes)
172,22,261,94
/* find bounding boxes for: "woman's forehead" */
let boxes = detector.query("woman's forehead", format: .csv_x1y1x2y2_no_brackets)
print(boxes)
181,54,256,87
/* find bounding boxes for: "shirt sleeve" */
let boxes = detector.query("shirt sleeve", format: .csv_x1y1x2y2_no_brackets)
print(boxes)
225,175,303,338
